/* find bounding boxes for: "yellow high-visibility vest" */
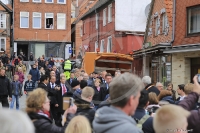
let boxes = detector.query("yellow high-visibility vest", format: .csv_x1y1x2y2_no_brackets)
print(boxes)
64,60,71,71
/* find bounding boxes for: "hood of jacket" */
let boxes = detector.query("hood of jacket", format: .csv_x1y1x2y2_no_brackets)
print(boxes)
161,96,175,104
93,106,142,133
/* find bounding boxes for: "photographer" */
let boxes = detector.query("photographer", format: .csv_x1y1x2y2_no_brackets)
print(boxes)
132,89,155,133
178,75,200,133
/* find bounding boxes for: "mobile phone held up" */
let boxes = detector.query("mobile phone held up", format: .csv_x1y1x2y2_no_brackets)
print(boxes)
197,74,200,84
70,97,74,107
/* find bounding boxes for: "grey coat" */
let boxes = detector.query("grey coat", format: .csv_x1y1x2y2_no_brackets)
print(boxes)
93,106,143,133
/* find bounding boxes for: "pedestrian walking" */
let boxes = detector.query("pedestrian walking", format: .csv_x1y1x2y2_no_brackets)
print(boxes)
10,75,23,110
24,74,35,96
15,67,25,85
0,68,12,107
29,64,40,88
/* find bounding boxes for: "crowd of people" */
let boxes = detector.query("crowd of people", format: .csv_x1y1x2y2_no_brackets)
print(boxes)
0,52,200,133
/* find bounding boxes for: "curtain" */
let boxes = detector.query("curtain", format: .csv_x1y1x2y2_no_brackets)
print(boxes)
33,17,41,28
21,17,28,27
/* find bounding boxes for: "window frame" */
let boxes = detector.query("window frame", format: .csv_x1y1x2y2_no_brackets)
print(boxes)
107,36,112,53
108,4,112,23
45,13,54,29
95,41,98,52
96,13,98,30
57,0,66,4
33,0,41,3
45,0,54,3
83,21,86,34
103,8,107,26
32,12,41,29
0,37,6,52
57,13,66,30
20,0,29,2
20,12,29,28
155,17,159,36
0,13,6,29
100,39,104,52
187,5,200,36
162,13,167,33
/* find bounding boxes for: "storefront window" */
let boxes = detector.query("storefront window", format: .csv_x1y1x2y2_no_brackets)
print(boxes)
151,55,171,87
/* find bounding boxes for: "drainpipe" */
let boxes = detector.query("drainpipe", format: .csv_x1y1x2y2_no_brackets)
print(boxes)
12,1,14,54
170,0,176,45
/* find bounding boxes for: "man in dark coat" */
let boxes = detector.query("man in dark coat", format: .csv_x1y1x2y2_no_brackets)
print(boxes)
0,69,12,107
52,65,60,85
29,64,40,87
29,52,34,61
67,72,75,87
178,75,200,133
142,76,160,96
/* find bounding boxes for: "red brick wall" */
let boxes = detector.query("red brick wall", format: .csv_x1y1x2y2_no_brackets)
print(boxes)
14,1,71,42
146,0,173,46
75,20,83,56
173,0,200,46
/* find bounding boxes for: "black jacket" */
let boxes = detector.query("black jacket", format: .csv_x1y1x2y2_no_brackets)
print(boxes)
67,97,95,126
0,76,11,97
38,83,57,97
92,86,104,105
28,112,66,133
145,84,160,96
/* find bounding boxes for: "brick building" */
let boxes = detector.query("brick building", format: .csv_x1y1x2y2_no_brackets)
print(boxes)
163,0,200,87
133,0,173,84
13,0,71,59
0,1,12,55
73,0,150,59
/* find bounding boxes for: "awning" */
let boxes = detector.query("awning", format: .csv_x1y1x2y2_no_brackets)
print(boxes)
133,43,171,57
163,44,200,53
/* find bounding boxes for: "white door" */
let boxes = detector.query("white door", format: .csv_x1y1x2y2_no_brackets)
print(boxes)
65,44,72,59
35,44,45,59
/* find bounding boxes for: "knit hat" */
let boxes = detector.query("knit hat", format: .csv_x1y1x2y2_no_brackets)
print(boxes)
71,80,80,88
48,65,52,68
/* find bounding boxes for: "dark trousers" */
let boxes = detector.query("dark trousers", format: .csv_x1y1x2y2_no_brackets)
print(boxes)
0,96,9,107
50,105,62,126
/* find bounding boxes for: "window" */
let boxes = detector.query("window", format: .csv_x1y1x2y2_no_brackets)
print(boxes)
45,0,53,3
80,27,83,37
32,12,41,29
162,13,168,33
83,21,86,34
96,13,98,29
107,36,112,53
20,12,29,28
108,4,112,23
20,0,29,2
45,13,54,29
57,0,66,4
95,41,98,52
100,39,104,52
0,38,6,51
0,14,6,29
188,6,200,34
155,17,160,36
33,0,41,2
103,8,107,26
57,13,66,29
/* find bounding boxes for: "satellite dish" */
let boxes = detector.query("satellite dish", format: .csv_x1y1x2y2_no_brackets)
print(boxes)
145,3,151,18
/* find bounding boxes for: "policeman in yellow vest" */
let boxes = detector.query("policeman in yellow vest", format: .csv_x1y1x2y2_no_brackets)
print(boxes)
64,59,72,79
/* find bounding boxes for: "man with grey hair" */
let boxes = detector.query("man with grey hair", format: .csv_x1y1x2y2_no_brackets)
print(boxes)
0,108,35,133
156,82,163,91
142,76,160,96
93,73,144,133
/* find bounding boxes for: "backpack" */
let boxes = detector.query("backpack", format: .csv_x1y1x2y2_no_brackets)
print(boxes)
135,114,150,129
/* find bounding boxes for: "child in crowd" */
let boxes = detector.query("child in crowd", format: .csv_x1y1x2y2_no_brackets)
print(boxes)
10,75,23,110
15,67,25,85
24,74,35,95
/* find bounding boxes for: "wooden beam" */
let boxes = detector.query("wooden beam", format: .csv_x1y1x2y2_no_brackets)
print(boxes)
96,59,132,64
95,67,131,72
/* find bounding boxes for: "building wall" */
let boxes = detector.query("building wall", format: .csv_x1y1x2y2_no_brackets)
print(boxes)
173,0,200,46
146,0,173,46
75,20,83,56
172,52,200,91
14,0,71,42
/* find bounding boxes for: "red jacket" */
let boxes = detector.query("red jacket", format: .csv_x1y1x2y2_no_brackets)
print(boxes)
179,92,200,133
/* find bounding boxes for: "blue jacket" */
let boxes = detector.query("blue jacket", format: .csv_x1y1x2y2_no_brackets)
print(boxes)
29,68,40,82
11,81,22,96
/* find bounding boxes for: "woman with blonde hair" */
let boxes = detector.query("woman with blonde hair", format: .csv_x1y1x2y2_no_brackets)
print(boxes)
26,88,77,133
65,115,92,133
166,83,176,101
146,92,160,115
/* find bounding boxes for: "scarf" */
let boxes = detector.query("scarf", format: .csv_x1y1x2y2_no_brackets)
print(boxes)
37,110,50,118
